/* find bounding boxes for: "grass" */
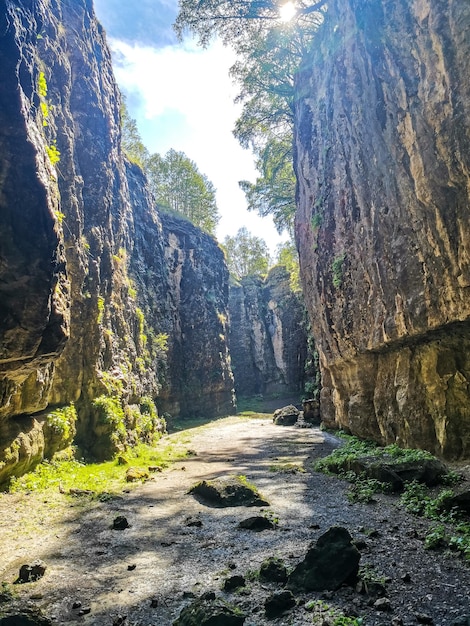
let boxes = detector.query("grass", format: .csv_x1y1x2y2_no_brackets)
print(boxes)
9,434,197,496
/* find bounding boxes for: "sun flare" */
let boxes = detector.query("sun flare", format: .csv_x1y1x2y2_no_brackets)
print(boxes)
279,1,297,22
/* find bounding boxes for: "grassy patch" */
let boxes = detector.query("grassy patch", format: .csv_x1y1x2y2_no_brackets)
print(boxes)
400,481,470,561
9,437,194,496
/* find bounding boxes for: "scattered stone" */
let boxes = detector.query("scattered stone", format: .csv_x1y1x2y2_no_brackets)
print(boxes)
273,405,300,426
173,593,245,625
264,590,296,618
259,557,288,583
238,516,275,531
440,489,470,514
150,598,159,608
401,573,411,583
72,601,82,609
16,561,47,584
391,618,404,626
416,614,434,625
373,597,391,611
287,527,360,592
223,575,246,591
125,467,149,482
148,466,163,473
113,616,127,626
127,564,136,571
185,516,203,527
78,607,91,616
353,539,368,551
0,610,52,625
189,477,269,508
30,593,43,600
112,515,130,530
332,455,448,491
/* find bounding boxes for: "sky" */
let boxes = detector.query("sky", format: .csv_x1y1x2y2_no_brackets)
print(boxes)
93,0,289,255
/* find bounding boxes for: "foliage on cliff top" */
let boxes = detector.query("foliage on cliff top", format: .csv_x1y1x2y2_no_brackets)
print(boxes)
175,0,327,235
120,99,219,235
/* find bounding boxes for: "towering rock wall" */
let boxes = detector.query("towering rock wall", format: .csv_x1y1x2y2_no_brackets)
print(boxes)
295,0,470,458
159,213,235,419
228,267,308,398
0,0,234,482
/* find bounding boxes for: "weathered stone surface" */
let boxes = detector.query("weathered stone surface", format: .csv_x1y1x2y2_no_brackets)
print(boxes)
228,267,309,397
295,0,470,458
238,516,275,531
160,213,235,419
273,404,300,426
16,560,47,584
189,477,269,508
223,575,246,591
0,0,235,481
0,611,52,626
173,592,245,626
337,455,448,491
287,526,360,591
264,590,296,619
259,557,288,583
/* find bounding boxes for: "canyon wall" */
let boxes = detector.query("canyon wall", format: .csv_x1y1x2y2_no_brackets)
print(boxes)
295,0,470,458
0,0,234,482
228,267,308,398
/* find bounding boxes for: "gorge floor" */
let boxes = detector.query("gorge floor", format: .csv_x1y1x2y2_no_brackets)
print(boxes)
0,414,469,626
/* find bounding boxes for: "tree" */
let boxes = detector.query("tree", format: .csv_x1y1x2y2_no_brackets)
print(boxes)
146,149,220,235
275,239,301,292
222,227,271,280
175,1,325,235
120,97,149,168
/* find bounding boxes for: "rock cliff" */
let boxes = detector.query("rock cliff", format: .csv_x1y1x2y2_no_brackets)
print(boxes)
0,0,234,482
295,0,470,458
228,267,308,398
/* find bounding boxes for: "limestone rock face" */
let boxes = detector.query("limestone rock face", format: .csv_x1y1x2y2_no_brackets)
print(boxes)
294,0,470,457
228,267,308,397
0,0,234,481
160,213,235,419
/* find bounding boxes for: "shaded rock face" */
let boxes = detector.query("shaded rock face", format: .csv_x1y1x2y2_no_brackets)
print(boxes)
0,0,234,481
160,213,235,419
294,0,470,458
228,267,308,397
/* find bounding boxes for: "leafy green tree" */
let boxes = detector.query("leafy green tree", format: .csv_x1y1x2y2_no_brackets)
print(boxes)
146,149,220,235
175,1,325,234
275,239,301,292
120,97,149,168
222,227,271,280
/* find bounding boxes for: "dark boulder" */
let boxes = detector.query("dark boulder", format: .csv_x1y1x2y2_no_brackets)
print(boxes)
189,477,269,508
173,593,245,625
238,516,275,531
259,557,288,583
264,590,296,619
287,526,360,592
273,405,300,426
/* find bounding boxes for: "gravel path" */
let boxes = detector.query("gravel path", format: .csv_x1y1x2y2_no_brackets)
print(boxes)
0,415,469,625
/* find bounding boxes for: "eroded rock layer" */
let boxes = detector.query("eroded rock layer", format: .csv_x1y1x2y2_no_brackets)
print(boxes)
0,0,235,481
228,267,308,397
295,0,470,458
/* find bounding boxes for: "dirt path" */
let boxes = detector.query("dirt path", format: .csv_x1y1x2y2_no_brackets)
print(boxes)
0,415,469,625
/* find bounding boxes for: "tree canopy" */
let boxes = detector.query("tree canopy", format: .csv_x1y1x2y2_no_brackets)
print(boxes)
120,101,219,235
146,150,219,235
175,0,326,236
222,227,271,280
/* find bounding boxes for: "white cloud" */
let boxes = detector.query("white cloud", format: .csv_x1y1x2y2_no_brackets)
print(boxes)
109,37,288,254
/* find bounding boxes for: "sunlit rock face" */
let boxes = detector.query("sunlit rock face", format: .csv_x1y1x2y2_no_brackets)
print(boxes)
0,0,234,481
228,267,308,398
159,213,236,419
294,0,470,458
